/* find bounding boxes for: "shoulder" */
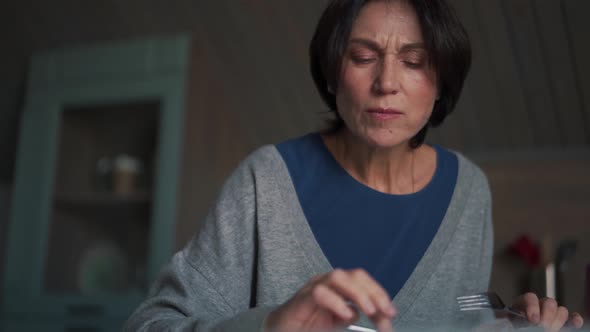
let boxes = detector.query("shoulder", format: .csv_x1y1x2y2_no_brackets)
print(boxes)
222,133,320,190
240,133,318,171
434,146,490,204
226,138,307,191
453,151,492,204
227,145,284,187
201,145,288,229
242,144,283,167
438,147,487,186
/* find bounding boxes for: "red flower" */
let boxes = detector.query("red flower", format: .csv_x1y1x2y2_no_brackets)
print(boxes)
509,235,540,268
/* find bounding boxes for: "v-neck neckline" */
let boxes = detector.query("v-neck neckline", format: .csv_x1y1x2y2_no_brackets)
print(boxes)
273,144,474,324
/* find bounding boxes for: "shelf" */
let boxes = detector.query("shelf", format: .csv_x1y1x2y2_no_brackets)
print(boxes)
47,192,152,295
54,192,151,207
53,192,152,222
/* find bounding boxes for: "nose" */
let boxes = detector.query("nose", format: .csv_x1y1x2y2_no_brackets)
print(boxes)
373,57,400,95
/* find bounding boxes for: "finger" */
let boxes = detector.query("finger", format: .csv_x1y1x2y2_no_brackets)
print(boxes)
548,306,568,332
298,273,328,296
306,273,328,290
309,274,326,283
372,314,394,332
350,268,396,317
311,283,356,322
539,297,558,329
334,310,360,329
512,292,540,324
343,310,361,326
325,269,378,316
568,312,584,329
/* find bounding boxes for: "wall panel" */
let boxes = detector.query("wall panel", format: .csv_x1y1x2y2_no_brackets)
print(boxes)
562,0,590,144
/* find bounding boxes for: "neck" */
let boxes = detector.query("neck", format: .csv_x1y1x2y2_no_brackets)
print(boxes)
323,128,417,195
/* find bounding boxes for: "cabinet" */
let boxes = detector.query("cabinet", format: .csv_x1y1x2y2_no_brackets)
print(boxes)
1,35,189,331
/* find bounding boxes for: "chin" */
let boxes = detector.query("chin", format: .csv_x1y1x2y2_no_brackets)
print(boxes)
355,129,411,149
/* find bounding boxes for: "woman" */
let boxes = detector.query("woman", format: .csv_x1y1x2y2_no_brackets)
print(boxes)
125,0,584,331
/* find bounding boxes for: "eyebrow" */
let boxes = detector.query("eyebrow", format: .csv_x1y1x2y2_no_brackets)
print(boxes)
348,38,426,53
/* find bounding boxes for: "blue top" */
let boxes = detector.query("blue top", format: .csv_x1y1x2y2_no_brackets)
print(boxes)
276,133,458,298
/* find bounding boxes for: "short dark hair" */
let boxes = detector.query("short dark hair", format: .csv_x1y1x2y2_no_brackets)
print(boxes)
309,0,471,148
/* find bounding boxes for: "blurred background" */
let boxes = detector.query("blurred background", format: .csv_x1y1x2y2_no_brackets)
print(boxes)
0,0,589,331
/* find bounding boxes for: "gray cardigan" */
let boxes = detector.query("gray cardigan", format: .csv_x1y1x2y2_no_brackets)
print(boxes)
124,145,494,331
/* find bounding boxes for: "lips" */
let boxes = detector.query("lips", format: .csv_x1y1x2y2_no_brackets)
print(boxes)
367,107,403,114
366,108,403,119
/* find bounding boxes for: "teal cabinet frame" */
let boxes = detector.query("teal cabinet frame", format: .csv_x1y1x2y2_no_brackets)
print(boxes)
1,35,189,331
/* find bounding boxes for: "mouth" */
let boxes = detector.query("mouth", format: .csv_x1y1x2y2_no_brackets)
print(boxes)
366,108,403,120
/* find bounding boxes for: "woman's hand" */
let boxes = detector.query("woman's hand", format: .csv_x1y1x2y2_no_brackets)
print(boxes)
511,292,584,331
265,268,396,332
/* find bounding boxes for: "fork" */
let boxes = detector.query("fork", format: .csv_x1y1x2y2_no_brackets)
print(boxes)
345,301,377,332
456,291,527,319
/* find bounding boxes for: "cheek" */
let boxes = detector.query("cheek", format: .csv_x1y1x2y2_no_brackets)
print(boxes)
338,64,372,105
407,69,437,95
336,78,367,122
405,74,437,113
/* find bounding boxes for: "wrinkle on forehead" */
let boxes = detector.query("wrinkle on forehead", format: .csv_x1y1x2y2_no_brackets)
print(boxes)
351,0,424,53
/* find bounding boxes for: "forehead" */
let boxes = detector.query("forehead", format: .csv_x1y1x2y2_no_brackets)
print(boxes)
350,0,423,45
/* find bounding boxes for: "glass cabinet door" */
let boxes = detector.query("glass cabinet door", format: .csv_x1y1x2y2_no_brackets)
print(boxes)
44,102,159,298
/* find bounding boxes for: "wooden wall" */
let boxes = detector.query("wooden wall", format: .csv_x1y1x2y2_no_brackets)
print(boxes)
439,0,590,150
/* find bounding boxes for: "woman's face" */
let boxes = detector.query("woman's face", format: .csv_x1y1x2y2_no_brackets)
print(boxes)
336,0,438,148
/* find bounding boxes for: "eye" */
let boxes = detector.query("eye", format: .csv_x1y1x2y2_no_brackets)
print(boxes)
402,61,424,69
351,56,377,65
400,51,427,69
348,48,378,65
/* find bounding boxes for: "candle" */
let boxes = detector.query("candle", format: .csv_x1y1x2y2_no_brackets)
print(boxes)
586,264,590,317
